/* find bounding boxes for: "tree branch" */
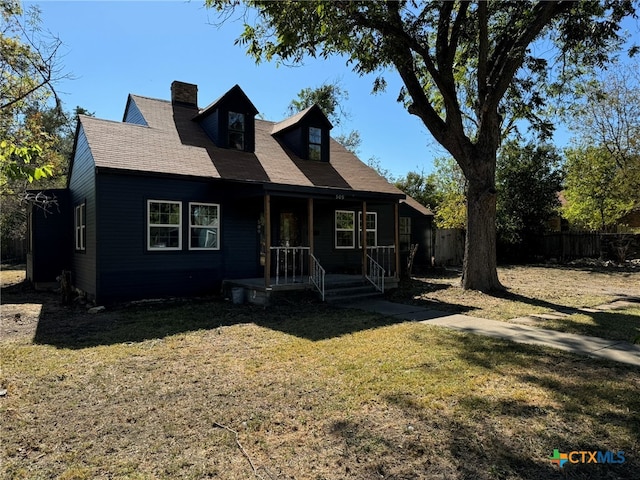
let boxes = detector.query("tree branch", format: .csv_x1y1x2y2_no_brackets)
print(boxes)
487,1,570,110
477,0,488,107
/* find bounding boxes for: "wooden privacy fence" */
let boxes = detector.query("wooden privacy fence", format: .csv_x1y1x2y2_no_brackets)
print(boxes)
434,228,465,266
1,237,27,262
434,230,639,265
534,231,600,261
533,232,640,261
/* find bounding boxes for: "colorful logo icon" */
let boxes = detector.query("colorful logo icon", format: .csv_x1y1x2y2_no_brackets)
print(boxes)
549,449,568,468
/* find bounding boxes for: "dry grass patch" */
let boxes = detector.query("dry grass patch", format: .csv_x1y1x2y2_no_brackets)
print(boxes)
391,265,640,341
1,285,639,479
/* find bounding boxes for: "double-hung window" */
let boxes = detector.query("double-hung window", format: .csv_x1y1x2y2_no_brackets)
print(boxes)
358,211,377,247
148,200,181,250
399,217,412,252
189,203,220,250
75,202,86,251
228,112,245,150
309,126,322,161
335,210,355,248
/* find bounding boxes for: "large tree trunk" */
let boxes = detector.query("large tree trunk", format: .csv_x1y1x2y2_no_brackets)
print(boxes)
460,148,503,291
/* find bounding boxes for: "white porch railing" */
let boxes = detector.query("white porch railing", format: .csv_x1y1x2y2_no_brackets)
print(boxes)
270,246,310,285
367,245,396,278
366,254,385,293
309,254,326,301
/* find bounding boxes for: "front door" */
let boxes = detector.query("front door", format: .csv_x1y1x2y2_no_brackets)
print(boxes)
279,212,300,246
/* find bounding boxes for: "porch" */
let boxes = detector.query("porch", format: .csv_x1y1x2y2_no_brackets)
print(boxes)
224,244,399,305
222,272,399,306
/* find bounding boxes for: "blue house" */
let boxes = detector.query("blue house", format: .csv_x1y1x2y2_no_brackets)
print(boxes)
27,81,433,304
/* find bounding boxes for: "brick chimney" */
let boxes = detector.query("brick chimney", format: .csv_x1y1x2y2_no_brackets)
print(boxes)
171,81,198,106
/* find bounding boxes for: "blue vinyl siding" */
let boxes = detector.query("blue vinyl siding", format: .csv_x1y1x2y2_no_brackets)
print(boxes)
311,200,396,274
200,110,220,145
398,203,434,269
123,98,148,126
68,126,97,297
281,129,303,158
26,189,72,283
95,173,261,303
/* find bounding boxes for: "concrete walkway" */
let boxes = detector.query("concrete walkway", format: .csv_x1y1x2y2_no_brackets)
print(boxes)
345,299,640,367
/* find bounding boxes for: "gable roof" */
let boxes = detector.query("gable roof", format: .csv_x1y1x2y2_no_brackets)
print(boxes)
401,196,434,216
196,84,259,120
78,90,404,198
271,104,333,135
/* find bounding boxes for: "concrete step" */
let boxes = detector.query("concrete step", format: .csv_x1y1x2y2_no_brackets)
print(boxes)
324,283,383,304
326,291,384,304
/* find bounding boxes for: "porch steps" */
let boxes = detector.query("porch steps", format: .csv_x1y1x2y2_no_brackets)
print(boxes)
324,278,383,304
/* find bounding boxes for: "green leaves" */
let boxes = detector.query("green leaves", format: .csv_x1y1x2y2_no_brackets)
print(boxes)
0,139,53,183
496,141,563,244
563,146,636,231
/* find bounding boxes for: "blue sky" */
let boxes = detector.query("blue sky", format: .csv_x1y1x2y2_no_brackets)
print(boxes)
29,0,440,177
26,1,639,178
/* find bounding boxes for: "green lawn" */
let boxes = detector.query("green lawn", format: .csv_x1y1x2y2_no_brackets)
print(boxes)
1,293,639,479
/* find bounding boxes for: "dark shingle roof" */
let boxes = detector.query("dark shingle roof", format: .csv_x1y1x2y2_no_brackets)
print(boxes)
401,196,434,216
80,92,404,197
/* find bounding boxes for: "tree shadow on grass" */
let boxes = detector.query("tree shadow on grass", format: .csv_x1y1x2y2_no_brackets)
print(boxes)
493,289,640,342
26,290,415,348
378,333,640,479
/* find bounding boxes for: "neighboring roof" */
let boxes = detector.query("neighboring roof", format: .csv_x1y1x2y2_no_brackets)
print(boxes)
401,195,434,216
78,91,404,197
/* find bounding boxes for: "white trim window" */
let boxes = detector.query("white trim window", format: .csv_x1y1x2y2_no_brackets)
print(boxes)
358,211,378,247
147,200,182,250
75,203,86,251
189,202,220,250
335,210,355,249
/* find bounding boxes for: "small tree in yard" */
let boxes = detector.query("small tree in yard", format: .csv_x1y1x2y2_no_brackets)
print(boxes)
563,145,635,231
562,63,640,230
208,0,637,291
496,141,563,254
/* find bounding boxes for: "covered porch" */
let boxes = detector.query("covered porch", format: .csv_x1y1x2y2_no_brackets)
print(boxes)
223,184,404,305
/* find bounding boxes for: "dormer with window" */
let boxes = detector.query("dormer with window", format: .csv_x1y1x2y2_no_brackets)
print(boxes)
195,84,259,152
272,105,333,162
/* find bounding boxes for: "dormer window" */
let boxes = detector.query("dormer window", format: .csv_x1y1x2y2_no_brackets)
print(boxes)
195,85,258,152
309,127,322,161
272,104,333,162
228,112,245,150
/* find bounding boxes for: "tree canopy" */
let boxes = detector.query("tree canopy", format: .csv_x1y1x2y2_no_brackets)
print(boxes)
562,63,640,230
1,0,68,184
208,0,637,291
563,145,635,230
286,81,362,154
496,141,563,248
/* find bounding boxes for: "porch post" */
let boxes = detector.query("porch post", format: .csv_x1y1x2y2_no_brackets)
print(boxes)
308,197,314,255
394,201,400,279
264,194,271,289
361,200,367,278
